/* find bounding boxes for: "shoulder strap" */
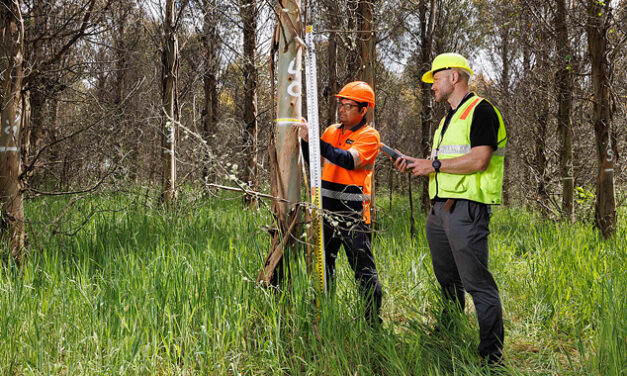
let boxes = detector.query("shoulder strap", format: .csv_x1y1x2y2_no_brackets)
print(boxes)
459,97,483,120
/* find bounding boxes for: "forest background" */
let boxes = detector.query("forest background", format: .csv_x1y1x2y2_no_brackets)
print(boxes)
0,0,626,375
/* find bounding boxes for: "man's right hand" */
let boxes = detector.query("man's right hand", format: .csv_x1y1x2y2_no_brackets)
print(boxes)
394,155,416,173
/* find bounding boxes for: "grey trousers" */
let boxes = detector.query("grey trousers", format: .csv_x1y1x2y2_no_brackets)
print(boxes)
426,199,504,357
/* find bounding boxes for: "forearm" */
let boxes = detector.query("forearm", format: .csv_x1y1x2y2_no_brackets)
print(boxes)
439,152,490,174
402,146,493,176
300,139,310,164
302,139,356,170
320,140,355,170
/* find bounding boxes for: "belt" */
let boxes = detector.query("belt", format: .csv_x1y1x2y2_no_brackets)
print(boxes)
431,198,456,211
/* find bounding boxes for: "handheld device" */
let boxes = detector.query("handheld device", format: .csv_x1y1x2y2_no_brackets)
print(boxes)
379,143,403,161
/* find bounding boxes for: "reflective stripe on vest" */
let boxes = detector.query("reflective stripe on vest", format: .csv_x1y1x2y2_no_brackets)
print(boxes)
436,144,506,157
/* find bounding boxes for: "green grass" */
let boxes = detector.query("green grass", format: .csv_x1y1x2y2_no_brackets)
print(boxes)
1,187,625,375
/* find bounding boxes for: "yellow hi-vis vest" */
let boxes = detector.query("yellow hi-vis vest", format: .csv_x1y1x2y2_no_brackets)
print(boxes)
429,95,507,204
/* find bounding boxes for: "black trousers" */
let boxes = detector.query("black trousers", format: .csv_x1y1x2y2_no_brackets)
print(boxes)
426,199,504,357
323,214,382,322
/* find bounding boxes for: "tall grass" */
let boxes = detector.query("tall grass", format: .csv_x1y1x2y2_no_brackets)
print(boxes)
1,188,625,375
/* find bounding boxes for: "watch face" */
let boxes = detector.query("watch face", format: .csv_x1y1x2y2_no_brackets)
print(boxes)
432,159,441,171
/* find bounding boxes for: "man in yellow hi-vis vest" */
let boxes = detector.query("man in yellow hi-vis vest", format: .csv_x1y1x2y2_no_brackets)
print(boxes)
395,53,507,364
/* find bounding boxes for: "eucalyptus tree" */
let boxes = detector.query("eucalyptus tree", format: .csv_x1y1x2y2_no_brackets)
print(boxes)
0,0,26,264
257,0,303,286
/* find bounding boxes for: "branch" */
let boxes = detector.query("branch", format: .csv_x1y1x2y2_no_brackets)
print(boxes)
29,0,105,82
204,183,291,204
23,167,115,198
19,114,107,180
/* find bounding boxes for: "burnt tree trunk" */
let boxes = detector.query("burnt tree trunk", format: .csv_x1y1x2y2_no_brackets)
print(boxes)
586,1,617,238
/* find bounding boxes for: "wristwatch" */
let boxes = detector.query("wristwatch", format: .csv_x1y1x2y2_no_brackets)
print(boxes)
432,159,441,173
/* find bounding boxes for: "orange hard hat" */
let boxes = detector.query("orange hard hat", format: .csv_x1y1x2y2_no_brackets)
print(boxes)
335,81,375,108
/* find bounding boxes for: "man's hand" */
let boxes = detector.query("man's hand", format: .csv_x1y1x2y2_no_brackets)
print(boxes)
407,159,435,176
297,118,309,142
394,155,416,172
394,156,435,176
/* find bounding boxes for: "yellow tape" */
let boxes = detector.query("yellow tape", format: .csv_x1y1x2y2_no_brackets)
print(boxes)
276,118,301,123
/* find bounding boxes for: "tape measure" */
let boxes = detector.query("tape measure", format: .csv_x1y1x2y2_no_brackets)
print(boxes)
304,25,326,299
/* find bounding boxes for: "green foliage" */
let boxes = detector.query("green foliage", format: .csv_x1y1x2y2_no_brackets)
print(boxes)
1,192,625,375
575,186,596,221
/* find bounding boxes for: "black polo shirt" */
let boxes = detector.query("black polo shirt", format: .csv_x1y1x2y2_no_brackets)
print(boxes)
439,92,499,150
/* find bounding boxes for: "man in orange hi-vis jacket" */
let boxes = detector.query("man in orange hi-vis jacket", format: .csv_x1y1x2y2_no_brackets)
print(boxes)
299,81,383,325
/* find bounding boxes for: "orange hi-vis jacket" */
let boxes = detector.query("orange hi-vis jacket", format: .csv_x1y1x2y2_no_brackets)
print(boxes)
321,123,380,224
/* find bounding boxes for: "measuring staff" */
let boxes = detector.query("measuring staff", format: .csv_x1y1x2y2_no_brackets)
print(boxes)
298,81,383,325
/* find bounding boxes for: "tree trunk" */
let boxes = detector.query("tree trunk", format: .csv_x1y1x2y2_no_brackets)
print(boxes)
240,0,258,207
0,0,26,264
201,0,220,182
20,90,31,170
498,4,512,206
357,0,377,225
555,0,574,222
586,1,616,238
257,0,302,286
345,0,360,80
418,0,435,213
358,0,376,124
408,174,415,239
325,1,338,126
161,0,179,205
113,4,133,180
534,92,549,208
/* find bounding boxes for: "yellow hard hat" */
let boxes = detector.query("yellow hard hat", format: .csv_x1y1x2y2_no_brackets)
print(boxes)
421,53,474,83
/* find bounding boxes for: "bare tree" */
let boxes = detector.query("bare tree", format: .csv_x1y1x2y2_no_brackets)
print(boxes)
418,0,435,212
358,0,376,123
240,0,259,206
586,0,618,237
162,0,181,204
200,0,221,181
0,0,25,264
321,0,339,126
21,0,106,173
555,0,574,221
